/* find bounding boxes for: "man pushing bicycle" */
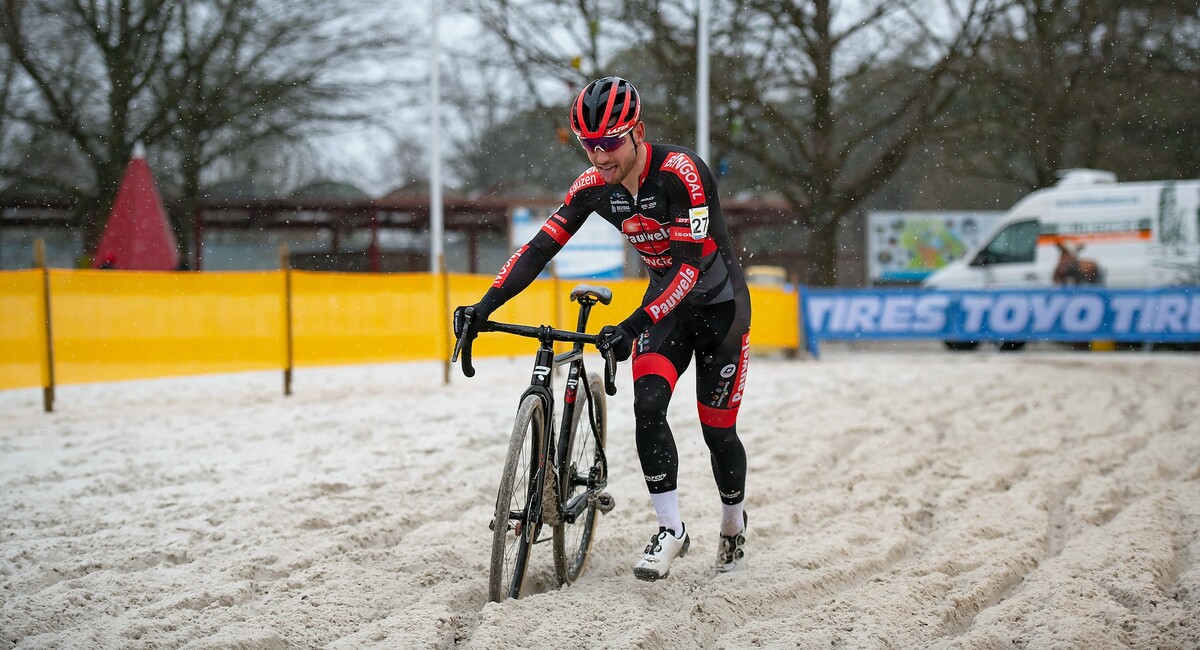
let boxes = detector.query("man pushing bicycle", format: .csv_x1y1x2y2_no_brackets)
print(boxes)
455,76,752,581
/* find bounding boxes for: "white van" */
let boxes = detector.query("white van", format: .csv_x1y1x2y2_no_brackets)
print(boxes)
923,170,1200,290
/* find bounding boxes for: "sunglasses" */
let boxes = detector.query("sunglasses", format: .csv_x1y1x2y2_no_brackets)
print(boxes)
579,130,633,153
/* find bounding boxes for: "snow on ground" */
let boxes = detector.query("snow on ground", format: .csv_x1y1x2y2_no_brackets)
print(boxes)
2,346,1199,649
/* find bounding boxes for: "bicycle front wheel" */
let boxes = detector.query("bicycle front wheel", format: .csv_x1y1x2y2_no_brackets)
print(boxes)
489,395,546,602
553,372,607,585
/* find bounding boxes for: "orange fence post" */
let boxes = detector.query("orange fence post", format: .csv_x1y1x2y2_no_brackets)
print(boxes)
280,244,293,396
34,240,55,412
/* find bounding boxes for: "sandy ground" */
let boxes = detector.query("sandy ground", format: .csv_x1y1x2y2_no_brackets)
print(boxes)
2,346,1199,649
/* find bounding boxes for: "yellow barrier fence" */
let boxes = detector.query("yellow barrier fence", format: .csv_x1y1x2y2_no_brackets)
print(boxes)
0,270,47,392
52,270,287,385
0,269,799,407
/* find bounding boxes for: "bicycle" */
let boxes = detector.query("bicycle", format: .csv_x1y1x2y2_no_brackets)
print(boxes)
453,284,619,602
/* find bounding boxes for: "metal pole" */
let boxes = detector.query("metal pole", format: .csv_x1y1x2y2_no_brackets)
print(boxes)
429,0,444,274
697,0,711,164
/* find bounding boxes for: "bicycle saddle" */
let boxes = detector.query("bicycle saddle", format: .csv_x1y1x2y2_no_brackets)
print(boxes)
570,284,613,305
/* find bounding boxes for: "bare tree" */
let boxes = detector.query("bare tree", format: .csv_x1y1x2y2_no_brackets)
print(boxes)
1,0,174,220
1,0,414,259
951,0,1200,189
632,0,1002,284
155,0,411,256
456,0,629,107
0,28,15,157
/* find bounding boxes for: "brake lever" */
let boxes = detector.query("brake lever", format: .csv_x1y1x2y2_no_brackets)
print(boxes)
452,307,476,378
602,347,617,396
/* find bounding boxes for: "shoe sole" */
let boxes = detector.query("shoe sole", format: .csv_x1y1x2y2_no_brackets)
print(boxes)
715,558,746,574
633,566,666,581
633,536,690,582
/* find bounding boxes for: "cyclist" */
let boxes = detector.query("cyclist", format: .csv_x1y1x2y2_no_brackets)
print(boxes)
455,76,751,581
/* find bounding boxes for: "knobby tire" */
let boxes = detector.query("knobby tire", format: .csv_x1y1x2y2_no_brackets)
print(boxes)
489,395,545,602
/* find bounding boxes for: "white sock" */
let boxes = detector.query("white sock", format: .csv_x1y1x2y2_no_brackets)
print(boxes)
650,490,684,536
721,502,745,536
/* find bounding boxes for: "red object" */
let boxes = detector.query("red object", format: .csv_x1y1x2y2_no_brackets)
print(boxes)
92,153,179,270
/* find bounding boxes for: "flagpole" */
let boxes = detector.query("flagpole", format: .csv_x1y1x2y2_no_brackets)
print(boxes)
429,0,444,273
697,0,710,165
430,0,450,384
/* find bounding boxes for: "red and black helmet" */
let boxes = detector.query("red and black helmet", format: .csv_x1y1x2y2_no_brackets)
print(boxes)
569,76,641,139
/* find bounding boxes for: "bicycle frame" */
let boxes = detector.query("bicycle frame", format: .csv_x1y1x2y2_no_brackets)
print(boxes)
555,302,610,525
494,296,610,526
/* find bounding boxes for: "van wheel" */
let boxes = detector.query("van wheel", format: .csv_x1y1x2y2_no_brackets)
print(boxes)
998,341,1027,352
944,341,980,351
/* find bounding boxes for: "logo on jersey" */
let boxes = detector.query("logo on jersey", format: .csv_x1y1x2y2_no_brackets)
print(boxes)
634,331,650,354
565,169,604,205
662,152,706,206
711,379,732,407
729,334,751,405
647,265,698,321
620,214,670,256
493,245,527,288
540,214,571,246
720,364,736,379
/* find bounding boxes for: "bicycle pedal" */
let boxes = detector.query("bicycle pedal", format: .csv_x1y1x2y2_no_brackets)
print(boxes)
593,492,616,514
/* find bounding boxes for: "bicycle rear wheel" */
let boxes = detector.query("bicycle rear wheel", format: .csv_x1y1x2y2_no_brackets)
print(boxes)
553,372,607,585
489,395,546,601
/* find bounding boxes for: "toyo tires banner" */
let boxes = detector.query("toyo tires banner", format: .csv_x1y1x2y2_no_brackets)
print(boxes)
802,287,1200,354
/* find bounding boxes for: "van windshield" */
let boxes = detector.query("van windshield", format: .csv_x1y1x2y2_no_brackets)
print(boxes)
973,220,1039,265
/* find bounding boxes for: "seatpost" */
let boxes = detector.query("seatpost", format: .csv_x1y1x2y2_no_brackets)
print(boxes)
575,298,595,336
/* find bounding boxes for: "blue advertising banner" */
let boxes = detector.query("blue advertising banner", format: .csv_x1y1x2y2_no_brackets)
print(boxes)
802,287,1200,355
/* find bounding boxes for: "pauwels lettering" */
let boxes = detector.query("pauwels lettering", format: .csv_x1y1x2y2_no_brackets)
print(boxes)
647,265,698,321
730,334,750,405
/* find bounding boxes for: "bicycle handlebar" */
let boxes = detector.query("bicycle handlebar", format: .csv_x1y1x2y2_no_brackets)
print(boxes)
452,311,619,396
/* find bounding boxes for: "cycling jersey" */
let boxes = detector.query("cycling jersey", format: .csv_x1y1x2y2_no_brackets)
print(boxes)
476,142,748,332
472,142,751,505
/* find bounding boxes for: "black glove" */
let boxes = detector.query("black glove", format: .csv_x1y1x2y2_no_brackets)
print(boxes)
597,323,638,362
453,304,490,341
